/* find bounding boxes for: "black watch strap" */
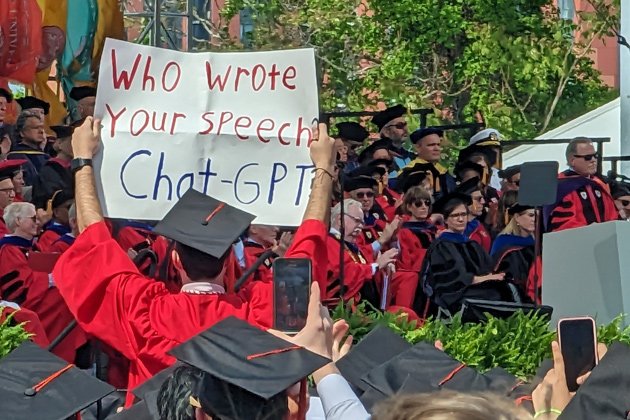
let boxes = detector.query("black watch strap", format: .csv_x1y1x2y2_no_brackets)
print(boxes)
71,158,93,174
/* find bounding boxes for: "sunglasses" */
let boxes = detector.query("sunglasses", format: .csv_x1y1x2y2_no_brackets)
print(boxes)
620,199,630,207
385,122,407,130
574,153,598,161
412,199,431,208
354,191,375,199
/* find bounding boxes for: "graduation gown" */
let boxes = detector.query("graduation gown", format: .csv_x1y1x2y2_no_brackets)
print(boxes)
465,219,492,253
0,236,87,363
375,187,401,222
243,241,276,283
544,170,619,232
37,221,71,252
491,234,537,303
7,144,50,186
31,158,73,209
53,218,328,402
46,233,74,254
325,232,380,307
416,232,519,315
390,221,435,309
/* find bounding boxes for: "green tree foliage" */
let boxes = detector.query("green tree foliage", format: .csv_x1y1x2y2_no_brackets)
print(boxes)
211,0,618,142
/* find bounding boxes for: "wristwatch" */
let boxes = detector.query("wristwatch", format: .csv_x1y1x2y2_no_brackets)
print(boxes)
71,158,93,174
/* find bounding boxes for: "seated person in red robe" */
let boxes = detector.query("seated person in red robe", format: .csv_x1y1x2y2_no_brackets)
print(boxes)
416,192,523,318
0,202,86,363
458,177,492,252
53,118,337,402
45,202,78,254
325,198,398,308
37,189,73,252
491,203,537,303
544,137,619,232
240,224,293,283
0,160,26,236
391,186,436,309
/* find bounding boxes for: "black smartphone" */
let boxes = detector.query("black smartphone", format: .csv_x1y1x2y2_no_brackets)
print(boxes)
557,317,598,392
273,258,311,334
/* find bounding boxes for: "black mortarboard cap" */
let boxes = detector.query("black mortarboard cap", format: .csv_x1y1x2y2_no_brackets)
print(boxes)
108,401,153,420
560,342,630,419
372,105,407,131
507,202,534,215
336,325,411,392
455,160,484,179
153,189,255,258
361,342,488,396
349,165,385,179
17,96,50,115
498,164,521,180
344,176,378,192
132,364,181,419
397,162,440,194
358,138,392,164
431,191,472,216
611,181,630,199
455,176,482,196
50,125,74,139
50,189,74,209
0,87,13,102
410,127,444,144
368,158,395,171
0,341,115,420
0,159,27,181
169,317,329,417
69,86,97,101
336,121,369,143
458,144,499,167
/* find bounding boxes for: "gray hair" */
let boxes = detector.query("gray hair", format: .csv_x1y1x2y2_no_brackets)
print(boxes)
16,110,42,136
3,202,35,232
565,137,593,161
68,203,76,220
331,199,363,223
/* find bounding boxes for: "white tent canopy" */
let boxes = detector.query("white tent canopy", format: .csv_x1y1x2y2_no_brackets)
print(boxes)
502,98,621,174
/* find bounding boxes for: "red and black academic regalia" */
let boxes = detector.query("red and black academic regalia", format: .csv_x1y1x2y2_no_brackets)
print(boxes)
465,219,492,253
0,235,87,363
376,187,401,222
361,206,388,247
544,170,619,232
243,240,276,283
490,234,536,303
53,218,328,403
390,221,435,309
37,221,71,252
0,209,8,236
415,232,521,316
325,232,380,308
46,233,74,254
0,305,50,348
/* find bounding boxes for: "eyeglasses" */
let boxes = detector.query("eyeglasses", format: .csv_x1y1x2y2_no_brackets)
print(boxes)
412,199,431,208
620,199,630,207
574,153,598,161
448,211,469,219
354,191,375,199
0,187,15,194
385,122,407,130
345,214,364,225
22,215,37,223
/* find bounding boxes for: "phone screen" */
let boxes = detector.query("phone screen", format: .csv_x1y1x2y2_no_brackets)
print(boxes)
273,258,311,334
558,318,597,392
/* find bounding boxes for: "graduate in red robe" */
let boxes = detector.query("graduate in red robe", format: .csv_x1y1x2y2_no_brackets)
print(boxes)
0,202,86,363
54,118,336,404
391,186,435,309
0,160,27,236
37,189,73,252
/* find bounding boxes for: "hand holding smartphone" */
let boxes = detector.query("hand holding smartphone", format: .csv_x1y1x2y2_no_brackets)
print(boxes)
273,258,312,334
557,316,598,392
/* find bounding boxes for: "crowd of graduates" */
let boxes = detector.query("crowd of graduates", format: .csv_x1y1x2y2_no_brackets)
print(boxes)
0,84,630,419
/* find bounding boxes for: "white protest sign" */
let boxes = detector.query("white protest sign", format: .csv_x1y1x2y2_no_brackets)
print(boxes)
93,38,318,226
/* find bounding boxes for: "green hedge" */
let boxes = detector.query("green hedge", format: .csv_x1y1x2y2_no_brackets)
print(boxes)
332,301,630,379
0,308,32,358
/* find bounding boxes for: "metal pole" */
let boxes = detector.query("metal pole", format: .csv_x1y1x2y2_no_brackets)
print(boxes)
153,0,162,47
